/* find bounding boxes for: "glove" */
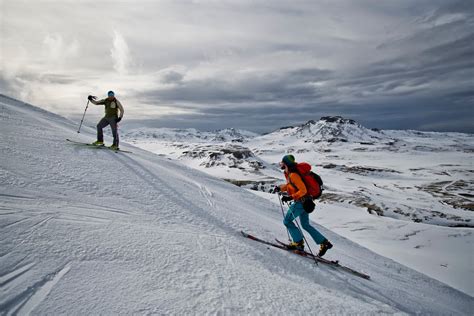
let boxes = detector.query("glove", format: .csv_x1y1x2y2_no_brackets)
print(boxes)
281,195,293,203
116,117,122,123
269,186,280,194
88,95,96,101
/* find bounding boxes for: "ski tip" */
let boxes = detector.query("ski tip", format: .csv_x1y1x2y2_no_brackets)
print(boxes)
240,231,257,240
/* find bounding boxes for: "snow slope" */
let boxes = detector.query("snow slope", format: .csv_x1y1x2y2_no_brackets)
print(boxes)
123,116,474,296
1,95,473,314
123,127,276,182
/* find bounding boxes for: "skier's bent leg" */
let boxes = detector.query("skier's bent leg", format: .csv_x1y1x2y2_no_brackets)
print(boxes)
283,202,304,242
300,211,326,244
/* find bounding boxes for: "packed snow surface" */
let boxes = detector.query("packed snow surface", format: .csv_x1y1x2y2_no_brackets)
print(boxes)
1,95,473,314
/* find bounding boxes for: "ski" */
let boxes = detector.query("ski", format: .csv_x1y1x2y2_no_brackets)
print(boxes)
274,239,370,279
241,231,370,280
66,139,132,153
241,230,308,257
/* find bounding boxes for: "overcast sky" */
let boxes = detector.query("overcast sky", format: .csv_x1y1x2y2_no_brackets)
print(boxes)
1,0,473,133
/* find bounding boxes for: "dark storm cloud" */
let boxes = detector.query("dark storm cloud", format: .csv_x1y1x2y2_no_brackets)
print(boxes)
138,67,332,105
427,0,474,20
446,90,474,105
320,21,473,117
131,1,474,133
126,92,473,134
161,71,184,85
3,0,473,134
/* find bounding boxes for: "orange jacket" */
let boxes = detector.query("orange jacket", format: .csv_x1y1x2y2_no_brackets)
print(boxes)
280,172,307,201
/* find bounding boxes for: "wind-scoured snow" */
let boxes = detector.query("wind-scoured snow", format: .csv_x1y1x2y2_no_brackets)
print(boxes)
1,95,473,314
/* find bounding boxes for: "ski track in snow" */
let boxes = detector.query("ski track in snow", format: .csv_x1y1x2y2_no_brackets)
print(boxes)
1,263,72,316
1,96,473,314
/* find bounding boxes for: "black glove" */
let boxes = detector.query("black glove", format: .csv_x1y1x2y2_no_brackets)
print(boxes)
116,117,122,123
281,195,293,203
88,95,96,101
269,186,280,194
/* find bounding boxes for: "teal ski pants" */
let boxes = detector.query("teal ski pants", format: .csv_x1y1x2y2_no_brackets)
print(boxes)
283,201,326,244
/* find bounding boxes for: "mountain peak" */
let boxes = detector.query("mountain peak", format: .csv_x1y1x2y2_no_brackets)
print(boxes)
276,117,359,134
319,116,357,125
275,116,385,143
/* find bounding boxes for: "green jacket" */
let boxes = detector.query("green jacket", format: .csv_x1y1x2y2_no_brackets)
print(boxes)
91,97,124,118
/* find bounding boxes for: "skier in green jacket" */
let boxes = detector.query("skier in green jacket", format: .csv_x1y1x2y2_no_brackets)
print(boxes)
88,91,124,150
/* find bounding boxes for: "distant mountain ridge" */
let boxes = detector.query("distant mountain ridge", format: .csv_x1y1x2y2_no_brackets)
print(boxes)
122,115,474,229
269,116,389,144
123,127,258,144
124,116,472,146
123,127,275,180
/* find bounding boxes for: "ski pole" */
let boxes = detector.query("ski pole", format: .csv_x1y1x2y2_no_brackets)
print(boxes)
278,193,291,241
77,100,90,133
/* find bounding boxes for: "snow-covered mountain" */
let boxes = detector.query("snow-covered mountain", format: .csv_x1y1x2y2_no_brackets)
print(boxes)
123,116,473,227
268,116,388,144
123,127,278,181
124,127,258,143
249,118,473,227
1,95,473,314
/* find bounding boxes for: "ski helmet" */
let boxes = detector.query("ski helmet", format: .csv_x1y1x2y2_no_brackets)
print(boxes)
108,90,115,97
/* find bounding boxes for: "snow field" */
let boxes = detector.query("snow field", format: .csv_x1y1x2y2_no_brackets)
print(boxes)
1,95,473,314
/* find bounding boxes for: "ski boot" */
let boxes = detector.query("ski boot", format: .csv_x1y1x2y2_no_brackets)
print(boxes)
109,144,119,151
287,240,305,251
318,239,333,257
91,141,104,146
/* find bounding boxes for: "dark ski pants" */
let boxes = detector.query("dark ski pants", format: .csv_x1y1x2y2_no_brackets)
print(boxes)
284,201,326,244
97,117,119,146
